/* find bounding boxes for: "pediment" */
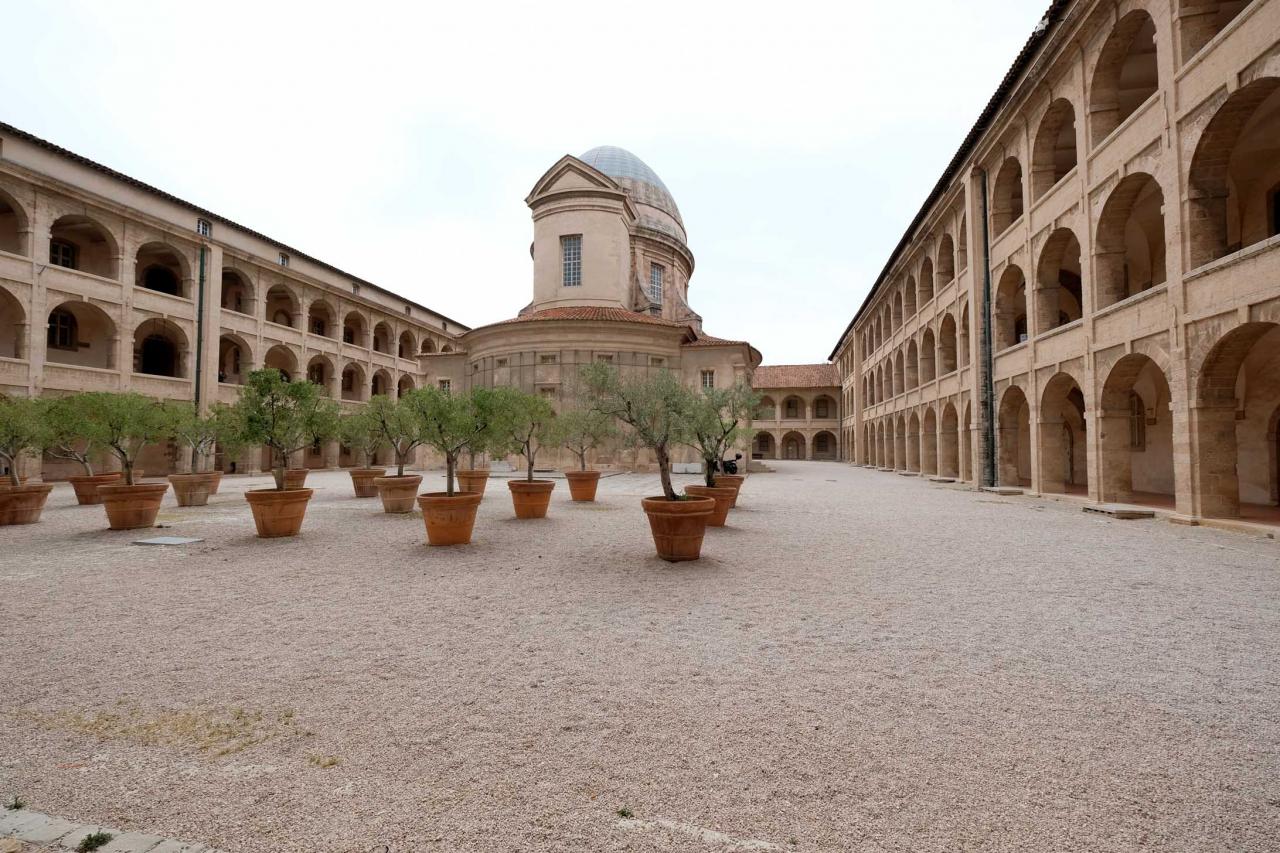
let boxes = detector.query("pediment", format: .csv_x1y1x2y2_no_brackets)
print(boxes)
525,155,621,205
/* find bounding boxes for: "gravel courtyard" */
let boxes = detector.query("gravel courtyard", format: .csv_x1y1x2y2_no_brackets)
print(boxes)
2,462,1279,852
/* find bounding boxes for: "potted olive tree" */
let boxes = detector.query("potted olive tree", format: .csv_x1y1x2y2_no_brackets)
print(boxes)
366,392,428,513
337,408,386,497
553,407,616,502
683,382,759,525
168,404,222,507
581,363,713,562
44,393,121,504
493,388,556,519
233,368,339,538
403,386,493,545
0,395,54,525
79,392,177,530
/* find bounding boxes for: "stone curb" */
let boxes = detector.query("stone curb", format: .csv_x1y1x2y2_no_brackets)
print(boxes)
0,809,219,853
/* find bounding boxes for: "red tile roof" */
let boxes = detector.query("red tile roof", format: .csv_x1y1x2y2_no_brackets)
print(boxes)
682,332,750,348
753,363,838,389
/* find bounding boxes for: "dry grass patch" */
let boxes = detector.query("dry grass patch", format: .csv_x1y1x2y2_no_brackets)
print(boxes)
21,705,311,757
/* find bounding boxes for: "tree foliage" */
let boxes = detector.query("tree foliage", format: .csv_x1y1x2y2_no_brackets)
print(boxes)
231,369,339,490
550,407,616,471
77,392,177,486
684,382,760,486
0,395,47,487
364,392,429,476
489,388,556,481
42,393,102,476
401,386,496,496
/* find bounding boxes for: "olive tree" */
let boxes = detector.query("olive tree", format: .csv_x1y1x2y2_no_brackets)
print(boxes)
364,392,428,477
403,386,499,496
0,395,47,487
232,369,340,490
337,407,385,468
684,382,760,486
42,393,102,476
491,388,556,482
551,407,616,471
79,392,177,486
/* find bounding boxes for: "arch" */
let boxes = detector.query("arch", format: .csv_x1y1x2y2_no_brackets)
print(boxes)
341,362,366,402
1039,372,1089,494
441,344,454,353
265,285,298,328
782,431,806,461
754,431,777,460
938,314,957,375
991,157,1025,234
905,412,921,472
397,374,415,397
218,333,251,385
919,328,936,383
813,430,838,461
343,311,367,346
960,401,973,481
894,414,908,471
1186,78,1280,269
132,318,187,378
1031,99,1078,198
939,402,960,478
307,300,337,338
957,214,969,270
306,353,336,396
892,291,903,329
812,394,836,420
420,337,436,354
1035,228,1083,334
997,385,1031,487
782,395,805,419
220,268,254,314
372,322,393,354
921,407,938,475
937,234,955,284
45,301,115,368
1178,1,1249,60
398,330,417,359
1101,353,1174,507
903,278,917,318
135,242,187,297
1095,172,1166,309
371,368,392,398
0,287,25,359
874,420,885,467
918,258,934,306
757,396,777,420
0,187,29,256
263,345,298,383
959,304,971,367
892,350,904,397
1090,10,1159,144
49,215,118,278
905,340,919,390
994,265,1028,350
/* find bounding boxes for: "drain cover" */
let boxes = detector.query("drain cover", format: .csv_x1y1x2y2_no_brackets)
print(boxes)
133,536,204,546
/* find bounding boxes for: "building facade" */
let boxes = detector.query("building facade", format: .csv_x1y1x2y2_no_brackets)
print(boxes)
830,0,1280,525
751,364,842,461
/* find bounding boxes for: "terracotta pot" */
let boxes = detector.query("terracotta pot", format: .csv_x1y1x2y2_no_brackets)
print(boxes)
374,474,423,513
508,479,554,519
0,475,29,490
99,482,169,530
456,469,490,496
245,488,314,538
348,467,387,498
68,472,124,505
564,470,601,502
283,468,309,490
641,495,716,562
715,474,745,507
208,471,224,495
169,472,219,507
418,491,483,546
0,483,54,525
684,484,735,526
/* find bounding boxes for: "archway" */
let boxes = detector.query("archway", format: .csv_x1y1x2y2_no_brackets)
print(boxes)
420,338,437,354
343,312,367,346
306,354,335,396
49,215,118,278
757,396,777,420
894,415,907,470
398,331,416,359
813,431,837,461
938,314,957,374
341,363,366,402
1090,10,1158,143
135,243,187,297
220,269,253,314
1035,228,1083,334
0,287,24,359
940,403,959,478
263,345,297,383
997,385,1031,487
372,322,393,354
754,431,776,460
218,334,250,385
991,157,1025,233
812,395,835,420
994,266,1028,350
1101,353,1175,507
920,329,936,383
0,188,28,256
782,431,806,460
266,285,298,328
919,259,934,306
905,341,919,390
959,304,971,367
921,407,938,475
903,277,917,318
1031,99,1078,198
133,318,187,377
937,234,955,285
960,402,973,481
308,301,336,338
782,396,805,419
46,301,115,368
892,351,904,396
397,375,415,397
906,412,921,472
1095,173,1166,309
1039,372,1088,495
1178,1,1249,59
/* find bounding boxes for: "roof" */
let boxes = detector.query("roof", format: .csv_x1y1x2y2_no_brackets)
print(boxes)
753,363,839,389
579,145,685,238
474,305,693,330
683,332,751,348
826,0,1070,360
0,120,470,334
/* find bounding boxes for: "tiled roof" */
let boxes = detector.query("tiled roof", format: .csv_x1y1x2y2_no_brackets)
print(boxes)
683,332,750,348
482,306,690,328
753,363,839,389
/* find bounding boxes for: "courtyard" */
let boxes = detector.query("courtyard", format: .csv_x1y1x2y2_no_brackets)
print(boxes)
2,462,1279,851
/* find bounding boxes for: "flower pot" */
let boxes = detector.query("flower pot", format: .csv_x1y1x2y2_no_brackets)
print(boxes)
283,468,309,490
348,467,387,498
641,495,716,562
70,472,117,506
684,484,735,526
418,491,483,545
245,488,314,538
508,479,555,519
0,475,29,490
715,474,745,507
208,471,224,495
456,469,490,496
169,472,219,507
564,470,602,502
374,474,423,513
0,483,54,525
99,482,169,530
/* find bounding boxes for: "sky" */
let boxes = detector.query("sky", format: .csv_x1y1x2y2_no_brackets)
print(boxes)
2,0,1048,365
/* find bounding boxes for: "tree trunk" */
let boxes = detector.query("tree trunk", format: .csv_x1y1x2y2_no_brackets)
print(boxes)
7,462,19,487
526,444,535,482
656,444,676,500
704,457,716,487
273,448,286,491
124,458,136,487
446,454,456,496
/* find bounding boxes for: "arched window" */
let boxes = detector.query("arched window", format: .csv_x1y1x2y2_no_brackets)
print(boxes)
1031,99,1078,199
221,269,252,314
47,308,78,350
991,158,1024,234
0,190,26,256
1095,173,1166,308
1090,11,1159,144
1178,1,1247,63
994,266,1028,351
1035,228,1083,334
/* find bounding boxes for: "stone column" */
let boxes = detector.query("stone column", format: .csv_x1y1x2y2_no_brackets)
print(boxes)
323,439,340,469
1098,407,1133,503
1190,403,1239,518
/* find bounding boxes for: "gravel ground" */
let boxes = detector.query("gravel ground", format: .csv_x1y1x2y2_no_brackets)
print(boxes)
2,462,1279,852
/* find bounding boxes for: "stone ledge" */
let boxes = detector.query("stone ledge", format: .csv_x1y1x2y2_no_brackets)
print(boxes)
981,486,1024,496
1,809,217,853
1083,504,1156,520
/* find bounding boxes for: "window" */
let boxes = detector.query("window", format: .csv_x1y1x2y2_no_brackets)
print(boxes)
561,235,582,286
815,398,830,418
815,434,830,454
540,354,558,364
310,318,326,336
342,370,355,392
308,363,325,385
351,283,361,296
596,354,613,364
196,219,212,238
49,239,77,269
438,379,451,391
496,358,508,367
278,252,290,267
404,305,412,316
47,309,77,350
1129,392,1146,450
343,327,355,344
1271,185,1280,239
650,357,665,367
785,399,800,418
700,369,715,390
539,388,556,399
649,263,664,303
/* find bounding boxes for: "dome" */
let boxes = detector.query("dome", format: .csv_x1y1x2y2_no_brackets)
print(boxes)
579,145,685,239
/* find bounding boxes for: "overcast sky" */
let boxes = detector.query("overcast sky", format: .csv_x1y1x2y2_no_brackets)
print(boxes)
3,1,1047,364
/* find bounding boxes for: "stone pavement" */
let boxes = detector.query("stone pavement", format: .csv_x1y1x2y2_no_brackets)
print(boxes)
0,809,217,853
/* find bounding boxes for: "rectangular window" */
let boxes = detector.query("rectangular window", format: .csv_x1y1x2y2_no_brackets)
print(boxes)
404,305,412,315
561,235,582,287
540,354,558,364
47,310,76,350
539,388,556,399
700,369,715,390
815,399,830,418
351,283,361,296
649,263,664,303
650,357,665,367
496,358,508,367
438,379,451,391
196,219,212,238
49,240,77,269
596,354,613,364
278,252,290,267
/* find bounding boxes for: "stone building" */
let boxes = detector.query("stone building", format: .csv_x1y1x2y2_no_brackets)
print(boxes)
750,364,842,461
829,0,1280,526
